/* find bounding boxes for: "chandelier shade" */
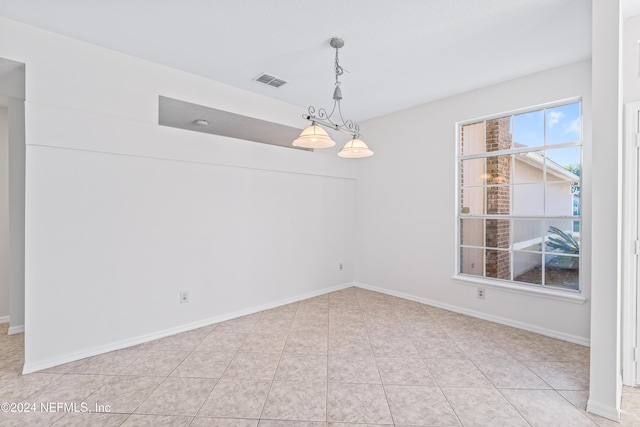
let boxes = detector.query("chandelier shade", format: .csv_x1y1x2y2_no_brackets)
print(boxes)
293,37,373,158
292,123,336,148
338,137,374,158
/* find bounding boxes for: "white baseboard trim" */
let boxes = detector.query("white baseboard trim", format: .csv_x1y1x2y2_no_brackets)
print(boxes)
22,282,355,374
355,282,590,346
0,315,9,325
587,399,620,422
8,324,24,335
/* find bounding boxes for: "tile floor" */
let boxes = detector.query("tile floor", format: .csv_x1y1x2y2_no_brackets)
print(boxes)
0,287,639,426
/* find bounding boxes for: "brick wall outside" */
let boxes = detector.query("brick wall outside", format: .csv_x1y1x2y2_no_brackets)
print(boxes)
485,118,511,279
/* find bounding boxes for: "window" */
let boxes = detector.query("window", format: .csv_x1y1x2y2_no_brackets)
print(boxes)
457,100,581,292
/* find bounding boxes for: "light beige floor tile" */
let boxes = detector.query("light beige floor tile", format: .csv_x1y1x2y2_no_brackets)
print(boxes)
475,359,551,389
369,337,420,358
261,381,327,421
557,390,589,410
191,418,259,427
39,358,92,375
524,361,589,390
384,385,460,426
375,357,436,386
403,323,450,340
454,339,515,362
0,372,61,400
0,410,66,426
412,338,468,359
328,353,381,384
366,325,407,340
196,331,249,352
501,338,568,362
171,351,234,378
275,353,328,381
259,421,326,427
120,350,188,377
120,414,193,426
134,377,216,416
52,412,129,426
71,350,142,375
29,374,112,404
144,328,213,352
327,383,392,424
284,333,328,355
252,321,293,335
84,375,164,414
214,316,259,334
198,378,271,418
327,424,391,427
442,386,528,426
501,389,597,426
223,352,281,380
423,359,493,388
4,289,640,426
240,333,288,353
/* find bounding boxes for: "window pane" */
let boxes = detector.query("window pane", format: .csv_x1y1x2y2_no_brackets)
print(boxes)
460,247,483,276
546,183,574,215
486,185,510,215
460,219,483,246
513,110,544,148
486,155,511,184
545,147,580,181
513,151,545,184
485,249,510,279
545,147,580,216
460,187,484,215
461,158,485,187
546,221,580,255
545,254,579,290
513,252,542,285
486,117,513,152
513,184,543,216
485,219,510,249
513,219,543,251
546,102,581,145
461,121,485,156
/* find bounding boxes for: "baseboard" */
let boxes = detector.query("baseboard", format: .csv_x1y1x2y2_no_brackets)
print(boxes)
586,399,620,422
0,315,9,324
22,282,355,374
354,282,590,346
8,324,24,335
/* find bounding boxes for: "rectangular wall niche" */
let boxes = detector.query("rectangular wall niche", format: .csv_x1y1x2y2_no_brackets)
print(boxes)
158,96,310,150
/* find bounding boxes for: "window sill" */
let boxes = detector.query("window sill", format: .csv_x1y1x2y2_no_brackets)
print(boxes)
452,274,587,304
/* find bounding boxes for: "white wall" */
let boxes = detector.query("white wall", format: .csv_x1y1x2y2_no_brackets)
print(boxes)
0,17,358,372
355,59,592,344
623,13,640,103
587,0,623,421
0,107,8,320
8,97,24,334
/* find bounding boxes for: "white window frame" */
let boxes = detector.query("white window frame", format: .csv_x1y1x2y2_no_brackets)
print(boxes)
453,98,586,304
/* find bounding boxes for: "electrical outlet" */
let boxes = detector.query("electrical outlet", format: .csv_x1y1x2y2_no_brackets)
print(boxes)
477,288,485,299
180,290,189,304
339,262,343,271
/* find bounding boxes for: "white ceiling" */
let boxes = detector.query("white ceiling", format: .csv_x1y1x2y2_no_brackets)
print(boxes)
0,0,634,122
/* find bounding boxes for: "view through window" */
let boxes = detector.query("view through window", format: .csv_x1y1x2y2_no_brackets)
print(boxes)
457,100,581,291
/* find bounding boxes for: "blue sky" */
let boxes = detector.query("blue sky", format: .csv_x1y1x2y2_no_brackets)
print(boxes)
512,102,581,168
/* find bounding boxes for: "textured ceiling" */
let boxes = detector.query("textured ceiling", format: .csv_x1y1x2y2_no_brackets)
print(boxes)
0,0,618,122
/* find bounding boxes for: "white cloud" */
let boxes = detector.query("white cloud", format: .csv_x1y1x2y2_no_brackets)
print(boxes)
565,117,580,135
547,111,563,128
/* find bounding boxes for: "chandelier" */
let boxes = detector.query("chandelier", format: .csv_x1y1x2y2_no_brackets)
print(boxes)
293,37,374,158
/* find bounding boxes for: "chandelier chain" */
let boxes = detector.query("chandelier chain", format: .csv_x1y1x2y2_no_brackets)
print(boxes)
335,46,344,84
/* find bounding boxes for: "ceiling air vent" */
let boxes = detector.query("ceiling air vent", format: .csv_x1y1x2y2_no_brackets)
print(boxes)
254,73,287,88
